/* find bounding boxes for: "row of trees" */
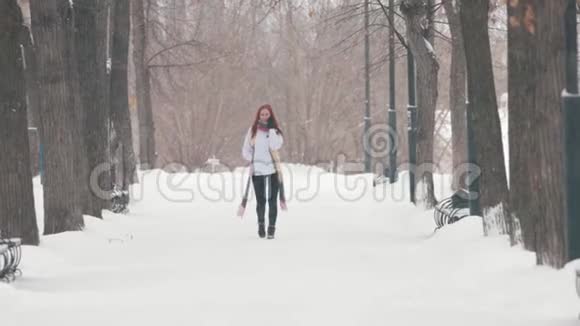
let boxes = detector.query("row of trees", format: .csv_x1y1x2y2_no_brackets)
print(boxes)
141,1,492,168
121,0,567,268
0,0,158,244
0,0,572,269
382,0,569,268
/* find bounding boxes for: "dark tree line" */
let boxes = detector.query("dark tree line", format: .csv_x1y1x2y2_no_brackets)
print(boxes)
374,0,570,268
0,0,141,242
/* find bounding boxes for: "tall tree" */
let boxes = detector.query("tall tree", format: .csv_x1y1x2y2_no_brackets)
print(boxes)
132,0,157,169
460,0,511,237
21,26,40,129
443,0,467,191
30,0,85,234
75,0,112,218
507,0,567,267
111,0,138,190
0,0,40,245
21,25,43,180
400,0,439,208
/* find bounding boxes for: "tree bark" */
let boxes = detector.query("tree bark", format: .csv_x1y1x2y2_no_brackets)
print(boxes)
30,0,85,234
21,26,40,129
75,0,111,218
111,0,138,191
460,0,511,237
132,0,156,169
400,0,438,208
443,0,468,191
507,0,567,267
21,26,42,178
0,0,40,245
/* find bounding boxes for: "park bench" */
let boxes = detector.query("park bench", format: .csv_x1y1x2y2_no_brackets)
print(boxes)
0,237,22,282
434,188,470,230
0,245,8,278
111,184,129,214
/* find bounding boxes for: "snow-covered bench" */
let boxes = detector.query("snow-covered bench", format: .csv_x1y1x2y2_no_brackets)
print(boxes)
434,189,470,230
0,237,22,283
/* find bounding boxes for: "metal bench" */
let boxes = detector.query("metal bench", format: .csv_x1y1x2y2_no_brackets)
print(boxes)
111,184,129,214
434,189,470,230
0,237,22,282
0,245,8,277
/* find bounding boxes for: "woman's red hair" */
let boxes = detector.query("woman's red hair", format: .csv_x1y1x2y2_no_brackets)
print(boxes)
251,104,283,138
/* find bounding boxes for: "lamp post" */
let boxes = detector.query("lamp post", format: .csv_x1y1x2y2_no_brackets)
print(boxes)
465,82,481,216
388,0,397,183
407,50,417,204
364,0,372,173
563,0,580,262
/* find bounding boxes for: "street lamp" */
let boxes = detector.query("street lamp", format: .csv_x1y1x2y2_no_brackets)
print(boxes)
563,0,580,263
407,49,417,204
388,0,398,183
364,0,372,173
465,80,481,216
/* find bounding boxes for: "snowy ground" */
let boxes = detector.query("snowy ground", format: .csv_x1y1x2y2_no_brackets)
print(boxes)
1,165,579,325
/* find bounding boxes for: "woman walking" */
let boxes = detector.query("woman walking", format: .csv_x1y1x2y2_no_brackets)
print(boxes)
241,104,284,239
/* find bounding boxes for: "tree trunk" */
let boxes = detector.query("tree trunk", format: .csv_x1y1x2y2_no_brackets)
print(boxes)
401,0,438,208
97,0,113,188
132,0,156,169
21,26,42,179
507,0,567,267
443,0,468,191
111,0,138,191
0,0,40,245
460,0,511,237
21,26,41,129
30,0,85,234
75,0,111,218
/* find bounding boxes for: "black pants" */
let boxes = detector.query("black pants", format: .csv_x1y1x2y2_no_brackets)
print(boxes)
252,173,280,226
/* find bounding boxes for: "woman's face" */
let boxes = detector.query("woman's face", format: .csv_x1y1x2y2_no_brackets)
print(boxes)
259,109,271,123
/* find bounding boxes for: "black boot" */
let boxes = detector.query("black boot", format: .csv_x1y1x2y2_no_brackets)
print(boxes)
258,224,266,238
267,225,276,239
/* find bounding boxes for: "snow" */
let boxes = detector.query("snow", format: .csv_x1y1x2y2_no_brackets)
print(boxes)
1,165,579,325
499,92,510,185
424,38,436,59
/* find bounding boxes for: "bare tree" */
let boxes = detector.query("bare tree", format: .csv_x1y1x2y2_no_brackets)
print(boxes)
442,0,467,191
75,0,112,218
137,0,508,178
111,0,138,190
132,0,156,169
30,0,85,234
507,0,567,267
459,0,511,237
0,0,39,244
400,0,438,208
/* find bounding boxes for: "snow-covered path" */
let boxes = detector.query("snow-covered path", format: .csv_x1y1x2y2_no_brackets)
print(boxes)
1,166,579,325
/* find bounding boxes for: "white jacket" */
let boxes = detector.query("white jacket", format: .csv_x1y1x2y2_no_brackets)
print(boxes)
242,127,283,176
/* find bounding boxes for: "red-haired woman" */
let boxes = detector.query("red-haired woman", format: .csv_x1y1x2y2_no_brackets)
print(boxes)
242,104,284,239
